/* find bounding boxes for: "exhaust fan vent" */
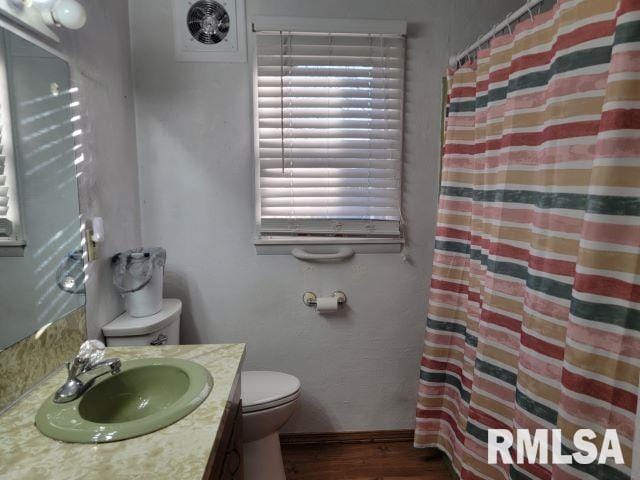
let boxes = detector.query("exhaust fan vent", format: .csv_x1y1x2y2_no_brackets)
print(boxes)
173,0,247,62
187,1,230,44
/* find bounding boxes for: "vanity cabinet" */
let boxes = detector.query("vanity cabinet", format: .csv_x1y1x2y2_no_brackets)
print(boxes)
0,344,247,480
205,373,243,480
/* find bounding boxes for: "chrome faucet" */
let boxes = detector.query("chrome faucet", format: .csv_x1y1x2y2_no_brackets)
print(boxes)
54,344,121,404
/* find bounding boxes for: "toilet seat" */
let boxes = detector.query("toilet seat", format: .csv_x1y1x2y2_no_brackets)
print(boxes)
242,371,301,413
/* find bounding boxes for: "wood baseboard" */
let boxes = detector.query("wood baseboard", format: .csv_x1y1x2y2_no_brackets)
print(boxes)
280,429,415,446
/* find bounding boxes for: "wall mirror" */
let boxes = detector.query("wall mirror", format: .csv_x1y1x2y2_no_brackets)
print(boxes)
0,27,84,350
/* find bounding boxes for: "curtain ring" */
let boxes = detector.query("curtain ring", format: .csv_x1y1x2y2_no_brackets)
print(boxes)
507,22,512,34
527,7,534,22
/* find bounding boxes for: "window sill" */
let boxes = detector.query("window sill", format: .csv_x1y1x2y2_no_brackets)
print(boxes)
254,236,404,255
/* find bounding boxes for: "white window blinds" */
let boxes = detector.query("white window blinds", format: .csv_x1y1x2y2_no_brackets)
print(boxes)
0,60,15,240
0,96,7,219
0,152,11,237
0,156,7,217
255,31,405,237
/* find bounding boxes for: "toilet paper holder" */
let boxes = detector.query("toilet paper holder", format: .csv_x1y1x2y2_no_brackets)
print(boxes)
302,291,347,307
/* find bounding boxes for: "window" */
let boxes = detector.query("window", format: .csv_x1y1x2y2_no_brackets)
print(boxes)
253,18,406,248
0,40,22,248
0,123,18,242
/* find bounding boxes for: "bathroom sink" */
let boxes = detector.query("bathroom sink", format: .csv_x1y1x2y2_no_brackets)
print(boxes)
35,358,213,443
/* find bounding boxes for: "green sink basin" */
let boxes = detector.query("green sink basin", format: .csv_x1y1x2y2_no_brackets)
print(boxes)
35,358,213,443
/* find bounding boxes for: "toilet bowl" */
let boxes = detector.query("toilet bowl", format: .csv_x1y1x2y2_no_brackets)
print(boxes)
242,371,300,480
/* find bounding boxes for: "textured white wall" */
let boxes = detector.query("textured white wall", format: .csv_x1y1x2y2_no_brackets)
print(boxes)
129,0,512,432
57,0,141,339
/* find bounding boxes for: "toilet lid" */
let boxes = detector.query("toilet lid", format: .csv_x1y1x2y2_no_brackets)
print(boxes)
242,371,300,413
102,299,182,337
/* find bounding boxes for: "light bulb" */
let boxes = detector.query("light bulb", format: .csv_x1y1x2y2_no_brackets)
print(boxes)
51,0,86,29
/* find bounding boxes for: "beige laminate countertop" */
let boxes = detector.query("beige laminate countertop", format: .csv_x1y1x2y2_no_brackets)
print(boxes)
0,343,246,480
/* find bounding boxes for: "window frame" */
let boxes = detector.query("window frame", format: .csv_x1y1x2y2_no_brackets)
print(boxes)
251,16,407,255
0,28,24,253
0,22,73,257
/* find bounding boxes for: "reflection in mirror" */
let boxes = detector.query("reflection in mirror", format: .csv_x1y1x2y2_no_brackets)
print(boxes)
0,30,85,350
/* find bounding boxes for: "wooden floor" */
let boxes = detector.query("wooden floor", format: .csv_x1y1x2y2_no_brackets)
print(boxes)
281,440,453,480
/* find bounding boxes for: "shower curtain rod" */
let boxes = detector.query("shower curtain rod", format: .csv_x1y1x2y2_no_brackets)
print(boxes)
449,0,546,68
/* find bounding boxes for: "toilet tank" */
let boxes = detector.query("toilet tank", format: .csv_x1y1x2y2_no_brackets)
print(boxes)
102,298,182,347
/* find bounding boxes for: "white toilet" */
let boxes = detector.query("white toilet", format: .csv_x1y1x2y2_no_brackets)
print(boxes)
241,371,300,480
102,299,300,479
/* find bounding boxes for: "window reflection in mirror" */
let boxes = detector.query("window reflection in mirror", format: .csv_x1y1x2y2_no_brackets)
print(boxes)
0,30,85,350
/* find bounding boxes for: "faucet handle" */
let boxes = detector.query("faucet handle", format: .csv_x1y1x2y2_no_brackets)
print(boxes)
77,340,106,365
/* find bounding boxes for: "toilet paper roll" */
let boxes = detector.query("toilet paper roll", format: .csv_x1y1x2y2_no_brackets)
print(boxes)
316,296,339,313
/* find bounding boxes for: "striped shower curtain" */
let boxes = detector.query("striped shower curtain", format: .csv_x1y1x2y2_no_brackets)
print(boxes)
415,0,640,479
